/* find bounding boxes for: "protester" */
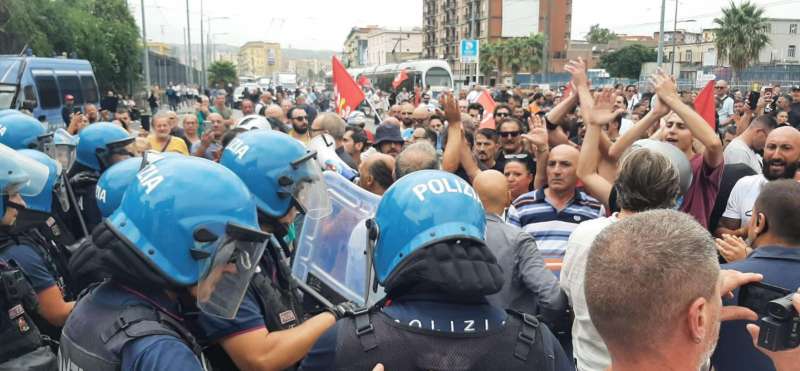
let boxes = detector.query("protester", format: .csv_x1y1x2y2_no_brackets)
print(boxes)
586,209,765,370
310,113,356,169
148,113,189,155
474,128,499,169
373,123,404,158
288,106,311,146
723,115,777,174
394,141,438,179
84,103,99,124
357,152,395,195
181,114,201,147
241,98,256,116
342,126,368,169
191,112,226,160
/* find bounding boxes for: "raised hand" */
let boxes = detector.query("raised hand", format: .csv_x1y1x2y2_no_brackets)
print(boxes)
649,69,679,102
442,93,462,126
587,88,625,126
564,57,589,88
522,114,548,150
716,234,750,263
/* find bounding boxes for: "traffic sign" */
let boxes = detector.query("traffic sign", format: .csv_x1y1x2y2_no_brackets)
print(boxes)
460,39,479,63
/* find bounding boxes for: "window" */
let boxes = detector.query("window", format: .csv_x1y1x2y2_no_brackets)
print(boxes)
789,45,796,58
34,74,60,109
668,51,674,62
80,76,98,104
57,75,83,104
686,50,693,62
790,24,797,34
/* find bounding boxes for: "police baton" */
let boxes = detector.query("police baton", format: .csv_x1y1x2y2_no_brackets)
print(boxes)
63,173,89,238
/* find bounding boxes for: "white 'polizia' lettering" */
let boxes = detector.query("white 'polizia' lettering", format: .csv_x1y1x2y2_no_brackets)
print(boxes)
225,137,250,160
137,164,164,195
412,177,481,202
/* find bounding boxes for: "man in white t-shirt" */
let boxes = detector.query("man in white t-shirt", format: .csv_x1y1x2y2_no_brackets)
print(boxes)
723,115,778,174
562,142,683,371
716,126,800,237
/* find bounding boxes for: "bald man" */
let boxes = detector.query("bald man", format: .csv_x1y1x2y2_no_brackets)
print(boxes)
717,126,800,238
358,153,395,195
508,144,604,274
475,170,567,332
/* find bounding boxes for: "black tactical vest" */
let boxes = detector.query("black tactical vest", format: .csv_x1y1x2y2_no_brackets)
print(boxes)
0,259,57,370
204,246,305,371
332,308,556,371
58,284,204,371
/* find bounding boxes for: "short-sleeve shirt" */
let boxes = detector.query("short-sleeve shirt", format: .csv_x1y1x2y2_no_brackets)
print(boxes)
0,243,56,293
507,188,603,270
196,285,266,344
679,154,724,229
723,138,762,174
148,136,189,155
722,174,767,229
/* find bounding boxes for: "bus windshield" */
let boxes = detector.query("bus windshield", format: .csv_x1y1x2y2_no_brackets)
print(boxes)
424,67,452,89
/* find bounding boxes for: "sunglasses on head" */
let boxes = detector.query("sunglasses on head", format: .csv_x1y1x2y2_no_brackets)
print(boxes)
504,153,529,160
499,131,520,138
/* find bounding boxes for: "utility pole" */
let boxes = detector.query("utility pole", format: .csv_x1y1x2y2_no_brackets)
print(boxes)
541,0,551,82
184,28,189,83
657,0,666,67
140,0,150,92
200,0,206,91
670,0,679,75
186,0,193,85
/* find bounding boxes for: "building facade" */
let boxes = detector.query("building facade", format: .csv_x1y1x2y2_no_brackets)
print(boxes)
422,0,571,85
760,19,799,64
237,41,282,77
367,28,424,66
343,26,382,68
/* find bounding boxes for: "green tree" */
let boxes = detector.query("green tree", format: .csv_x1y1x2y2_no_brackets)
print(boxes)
209,61,237,88
599,44,657,79
586,24,617,44
0,0,141,92
713,1,770,82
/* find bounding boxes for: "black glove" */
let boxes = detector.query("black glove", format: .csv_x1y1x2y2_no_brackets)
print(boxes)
325,301,361,320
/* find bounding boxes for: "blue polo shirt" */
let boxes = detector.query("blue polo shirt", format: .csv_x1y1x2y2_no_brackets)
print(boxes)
0,242,58,293
508,188,603,264
711,245,800,371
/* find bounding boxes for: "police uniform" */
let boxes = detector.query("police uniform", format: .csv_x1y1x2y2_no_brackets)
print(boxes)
198,239,305,370
58,282,205,371
300,295,574,371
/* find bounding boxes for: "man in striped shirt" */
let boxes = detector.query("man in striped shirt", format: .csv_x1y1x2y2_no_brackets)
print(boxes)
508,145,603,274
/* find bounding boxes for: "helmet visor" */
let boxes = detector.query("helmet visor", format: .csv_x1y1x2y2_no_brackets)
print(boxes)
196,223,268,319
291,152,332,220
0,145,50,197
46,129,78,171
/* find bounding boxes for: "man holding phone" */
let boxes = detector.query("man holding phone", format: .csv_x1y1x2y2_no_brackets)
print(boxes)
712,180,800,370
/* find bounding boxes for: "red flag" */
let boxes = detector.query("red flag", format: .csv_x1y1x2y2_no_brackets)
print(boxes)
392,68,408,89
332,56,365,115
477,90,497,129
414,86,421,106
357,74,371,88
693,80,716,129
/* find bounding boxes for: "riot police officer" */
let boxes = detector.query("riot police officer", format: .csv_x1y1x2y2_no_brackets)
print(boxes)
0,111,46,150
61,123,133,239
0,145,75,342
299,170,574,371
58,155,270,370
0,143,59,370
197,129,347,371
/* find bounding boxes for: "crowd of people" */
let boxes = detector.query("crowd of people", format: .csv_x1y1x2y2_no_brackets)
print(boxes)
1,55,800,371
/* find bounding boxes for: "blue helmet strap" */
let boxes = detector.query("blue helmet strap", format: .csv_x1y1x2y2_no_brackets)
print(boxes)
364,219,379,304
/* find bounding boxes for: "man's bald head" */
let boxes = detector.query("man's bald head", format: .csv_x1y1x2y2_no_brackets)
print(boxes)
768,126,800,143
358,153,395,195
412,105,430,121
265,104,284,120
382,117,402,128
474,170,511,214
547,145,581,193
764,126,800,180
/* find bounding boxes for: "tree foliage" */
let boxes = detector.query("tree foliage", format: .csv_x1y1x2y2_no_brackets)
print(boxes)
713,1,769,81
599,44,657,79
586,24,617,44
480,34,544,83
0,0,141,92
209,61,238,88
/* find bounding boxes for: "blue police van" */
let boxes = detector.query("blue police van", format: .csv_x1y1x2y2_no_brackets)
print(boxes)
0,56,100,128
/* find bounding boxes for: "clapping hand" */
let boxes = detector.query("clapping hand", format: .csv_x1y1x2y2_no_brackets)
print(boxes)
586,88,625,126
442,93,462,127
649,69,679,102
522,114,548,151
564,57,589,88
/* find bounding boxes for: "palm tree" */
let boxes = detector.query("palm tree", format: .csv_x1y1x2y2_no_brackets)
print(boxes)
713,1,770,82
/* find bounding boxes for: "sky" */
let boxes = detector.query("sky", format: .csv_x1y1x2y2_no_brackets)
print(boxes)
128,0,800,51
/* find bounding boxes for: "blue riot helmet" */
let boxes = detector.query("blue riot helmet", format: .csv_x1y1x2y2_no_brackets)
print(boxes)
219,130,332,220
0,110,24,119
0,144,50,216
0,112,46,150
370,170,487,286
16,149,62,214
75,123,134,172
108,156,269,319
95,157,142,218
41,128,79,172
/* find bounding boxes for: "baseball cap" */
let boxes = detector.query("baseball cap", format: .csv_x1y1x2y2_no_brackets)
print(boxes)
65,94,74,101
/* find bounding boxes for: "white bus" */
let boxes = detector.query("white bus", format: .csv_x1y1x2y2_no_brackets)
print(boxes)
347,60,454,98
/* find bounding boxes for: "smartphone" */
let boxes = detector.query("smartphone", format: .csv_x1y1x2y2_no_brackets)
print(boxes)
739,282,792,316
747,91,761,111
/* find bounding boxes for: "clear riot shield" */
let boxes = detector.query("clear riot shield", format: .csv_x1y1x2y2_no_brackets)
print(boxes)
292,171,385,307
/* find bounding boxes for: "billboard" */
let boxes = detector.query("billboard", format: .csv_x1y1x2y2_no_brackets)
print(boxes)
502,0,540,38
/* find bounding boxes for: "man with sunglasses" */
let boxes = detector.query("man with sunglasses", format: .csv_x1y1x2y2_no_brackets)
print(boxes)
288,106,311,146
493,117,536,175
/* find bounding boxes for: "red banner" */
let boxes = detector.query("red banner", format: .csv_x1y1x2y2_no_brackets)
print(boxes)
332,56,365,115
392,68,408,89
477,90,497,129
693,80,716,129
